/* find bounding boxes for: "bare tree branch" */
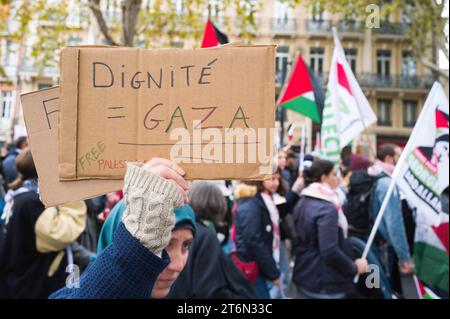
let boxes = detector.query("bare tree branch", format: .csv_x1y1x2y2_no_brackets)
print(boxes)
121,0,142,47
421,56,449,79
438,36,449,62
88,0,119,46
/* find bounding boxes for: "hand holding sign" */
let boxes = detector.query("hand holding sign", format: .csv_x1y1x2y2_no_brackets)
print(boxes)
142,157,191,203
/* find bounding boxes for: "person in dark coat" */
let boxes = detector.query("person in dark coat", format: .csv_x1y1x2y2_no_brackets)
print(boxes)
2,137,28,186
234,170,300,298
0,150,87,298
170,181,257,299
293,159,368,299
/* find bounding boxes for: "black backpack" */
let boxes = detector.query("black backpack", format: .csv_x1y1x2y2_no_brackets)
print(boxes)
343,171,383,236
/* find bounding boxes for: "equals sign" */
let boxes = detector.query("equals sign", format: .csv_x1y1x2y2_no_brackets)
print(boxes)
107,106,126,119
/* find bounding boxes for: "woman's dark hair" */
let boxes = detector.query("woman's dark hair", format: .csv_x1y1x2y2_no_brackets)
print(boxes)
188,181,227,225
303,159,335,187
8,149,37,190
14,136,28,149
377,143,398,161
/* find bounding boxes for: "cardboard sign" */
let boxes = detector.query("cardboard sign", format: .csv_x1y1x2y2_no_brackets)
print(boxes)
58,45,276,181
20,87,123,207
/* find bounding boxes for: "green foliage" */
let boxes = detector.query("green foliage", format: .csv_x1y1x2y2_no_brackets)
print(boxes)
0,0,266,73
0,0,447,78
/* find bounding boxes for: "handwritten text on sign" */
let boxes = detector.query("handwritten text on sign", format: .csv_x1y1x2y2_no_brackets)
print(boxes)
59,46,275,180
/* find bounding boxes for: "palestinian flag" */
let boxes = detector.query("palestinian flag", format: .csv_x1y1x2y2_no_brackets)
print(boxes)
414,276,441,299
287,123,296,142
395,82,449,297
277,55,323,124
201,20,229,48
320,28,377,164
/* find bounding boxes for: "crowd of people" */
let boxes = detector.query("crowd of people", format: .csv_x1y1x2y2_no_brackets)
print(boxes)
0,136,437,299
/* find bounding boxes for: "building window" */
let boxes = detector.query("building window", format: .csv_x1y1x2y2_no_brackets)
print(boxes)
1,91,14,119
276,46,289,85
208,0,221,17
403,100,417,128
170,41,184,48
402,3,414,26
171,0,184,14
68,37,82,46
402,51,416,78
344,48,357,74
275,0,291,21
1,39,18,67
310,47,324,75
103,0,121,22
310,3,323,22
67,0,81,27
376,50,391,77
38,83,52,90
377,99,392,126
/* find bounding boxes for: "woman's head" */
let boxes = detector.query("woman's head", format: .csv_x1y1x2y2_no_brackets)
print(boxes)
262,172,280,194
151,204,196,299
16,148,37,180
151,228,193,299
9,149,37,190
277,150,287,170
304,159,339,189
250,169,283,195
188,181,227,226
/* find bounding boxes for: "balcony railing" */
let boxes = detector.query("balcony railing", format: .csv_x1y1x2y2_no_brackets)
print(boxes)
358,74,435,90
374,22,406,35
305,20,333,33
306,19,407,36
313,72,435,90
358,74,394,87
271,18,297,35
19,62,59,77
338,20,364,33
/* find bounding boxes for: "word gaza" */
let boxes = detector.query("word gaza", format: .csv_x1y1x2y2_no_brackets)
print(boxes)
112,104,251,132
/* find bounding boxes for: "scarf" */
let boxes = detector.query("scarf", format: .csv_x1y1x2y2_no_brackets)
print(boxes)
260,192,281,264
369,159,395,176
96,199,197,256
302,182,349,238
1,178,39,225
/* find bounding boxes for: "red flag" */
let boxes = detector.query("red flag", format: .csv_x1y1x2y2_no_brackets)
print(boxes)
201,20,229,48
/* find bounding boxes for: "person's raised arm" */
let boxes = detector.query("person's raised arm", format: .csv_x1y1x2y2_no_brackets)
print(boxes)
51,159,189,299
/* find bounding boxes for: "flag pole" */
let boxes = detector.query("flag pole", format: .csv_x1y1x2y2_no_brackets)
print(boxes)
331,27,376,160
277,54,299,148
276,53,299,107
298,123,307,175
354,82,443,283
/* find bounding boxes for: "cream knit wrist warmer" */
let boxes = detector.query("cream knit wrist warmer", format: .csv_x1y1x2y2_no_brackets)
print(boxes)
122,163,184,257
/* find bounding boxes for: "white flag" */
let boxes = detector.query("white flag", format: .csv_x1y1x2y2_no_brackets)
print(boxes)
321,28,377,163
393,82,449,294
395,82,449,225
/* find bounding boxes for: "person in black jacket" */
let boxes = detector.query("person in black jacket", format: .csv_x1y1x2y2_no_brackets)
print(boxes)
170,181,257,299
234,169,300,298
0,150,87,298
293,159,368,299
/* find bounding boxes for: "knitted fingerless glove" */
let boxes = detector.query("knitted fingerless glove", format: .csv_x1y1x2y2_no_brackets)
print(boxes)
122,163,184,257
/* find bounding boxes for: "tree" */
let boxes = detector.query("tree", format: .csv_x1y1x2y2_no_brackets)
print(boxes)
0,0,262,77
288,0,449,79
1,0,447,79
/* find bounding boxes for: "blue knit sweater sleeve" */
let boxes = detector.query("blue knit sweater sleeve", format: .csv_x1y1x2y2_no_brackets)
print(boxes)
50,222,170,299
